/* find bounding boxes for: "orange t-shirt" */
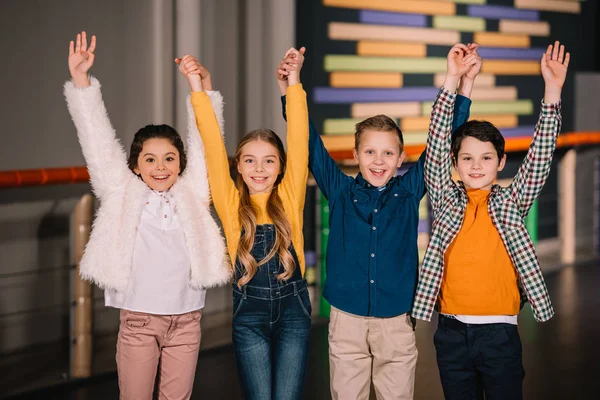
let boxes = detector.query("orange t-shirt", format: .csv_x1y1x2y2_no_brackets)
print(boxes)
438,189,520,315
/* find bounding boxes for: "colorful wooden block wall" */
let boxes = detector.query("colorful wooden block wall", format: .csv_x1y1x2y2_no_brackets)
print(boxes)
298,0,585,155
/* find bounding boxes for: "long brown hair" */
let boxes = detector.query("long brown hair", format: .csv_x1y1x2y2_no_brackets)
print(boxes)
235,129,295,287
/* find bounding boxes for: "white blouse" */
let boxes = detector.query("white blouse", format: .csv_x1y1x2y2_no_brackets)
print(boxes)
105,189,206,314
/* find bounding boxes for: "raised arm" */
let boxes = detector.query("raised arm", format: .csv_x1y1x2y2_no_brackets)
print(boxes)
425,44,472,211
178,55,239,224
279,47,310,207
277,50,351,200
177,59,226,206
510,41,568,215
64,32,130,199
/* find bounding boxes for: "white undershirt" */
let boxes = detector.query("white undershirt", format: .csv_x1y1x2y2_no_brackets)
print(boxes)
443,314,518,325
105,189,206,314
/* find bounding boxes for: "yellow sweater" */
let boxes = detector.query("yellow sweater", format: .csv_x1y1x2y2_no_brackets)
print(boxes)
190,84,309,274
439,189,520,315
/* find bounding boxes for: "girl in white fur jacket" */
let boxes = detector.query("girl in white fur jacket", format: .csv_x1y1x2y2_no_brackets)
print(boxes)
64,32,230,400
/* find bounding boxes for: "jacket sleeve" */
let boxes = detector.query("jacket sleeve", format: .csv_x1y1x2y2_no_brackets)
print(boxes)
510,101,562,216
64,76,130,199
424,87,457,212
280,95,351,200
183,90,225,206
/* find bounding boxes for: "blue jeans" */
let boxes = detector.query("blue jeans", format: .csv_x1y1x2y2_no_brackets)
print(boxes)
434,315,525,400
232,225,312,400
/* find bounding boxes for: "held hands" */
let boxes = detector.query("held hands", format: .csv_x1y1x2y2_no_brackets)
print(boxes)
443,43,483,93
276,47,306,94
542,41,570,104
68,31,96,88
463,43,482,81
175,55,212,92
457,43,481,97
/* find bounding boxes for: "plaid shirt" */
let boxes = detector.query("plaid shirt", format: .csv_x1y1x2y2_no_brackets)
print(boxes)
412,87,561,323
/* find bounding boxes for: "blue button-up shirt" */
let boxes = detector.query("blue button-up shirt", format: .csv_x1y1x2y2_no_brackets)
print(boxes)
282,95,471,317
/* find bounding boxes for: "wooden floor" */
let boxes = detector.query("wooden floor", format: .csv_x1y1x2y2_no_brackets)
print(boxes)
4,262,600,399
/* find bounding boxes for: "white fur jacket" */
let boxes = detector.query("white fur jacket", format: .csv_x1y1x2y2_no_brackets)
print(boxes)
64,77,231,292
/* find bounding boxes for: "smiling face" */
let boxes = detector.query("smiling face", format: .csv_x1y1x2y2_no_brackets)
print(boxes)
236,139,283,195
353,129,406,188
133,138,181,192
454,136,506,191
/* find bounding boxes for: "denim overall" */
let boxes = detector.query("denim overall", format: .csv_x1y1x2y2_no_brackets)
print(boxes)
232,224,312,400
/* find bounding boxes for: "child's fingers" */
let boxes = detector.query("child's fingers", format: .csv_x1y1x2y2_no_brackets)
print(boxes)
541,53,547,69
558,44,565,64
546,44,552,58
183,59,199,70
552,40,559,60
81,31,87,52
88,35,97,53
564,52,570,68
75,33,81,53
69,40,74,56
284,47,296,59
174,57,182,65
299,46,306,55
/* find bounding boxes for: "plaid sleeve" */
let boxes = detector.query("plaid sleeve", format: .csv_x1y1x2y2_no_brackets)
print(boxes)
510,101,562,216
425,87,457,211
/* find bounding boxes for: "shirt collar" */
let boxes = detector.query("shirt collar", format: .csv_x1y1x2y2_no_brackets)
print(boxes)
355,172,395,191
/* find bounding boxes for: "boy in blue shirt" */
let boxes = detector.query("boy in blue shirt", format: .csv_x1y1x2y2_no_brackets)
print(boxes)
277,48,475,399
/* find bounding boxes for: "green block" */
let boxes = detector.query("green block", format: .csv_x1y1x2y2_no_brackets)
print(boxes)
433,16,486,32
319,192,331,318
325,55,447,73
525,199,538,245
421,100,534,116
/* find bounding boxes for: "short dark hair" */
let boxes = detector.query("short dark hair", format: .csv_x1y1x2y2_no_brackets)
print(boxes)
451,120,505,163
355,115,404,151
127,124,187,174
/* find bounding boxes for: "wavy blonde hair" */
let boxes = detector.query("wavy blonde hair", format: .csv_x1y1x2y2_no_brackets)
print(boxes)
235,129,296,287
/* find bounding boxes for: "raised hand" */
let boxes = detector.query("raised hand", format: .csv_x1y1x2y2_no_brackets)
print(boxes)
463,43,482,81
443,44,470,93
175,55,210,91
286,47,306,86
542,41,570,90
68,31,96,88
447,44,471,78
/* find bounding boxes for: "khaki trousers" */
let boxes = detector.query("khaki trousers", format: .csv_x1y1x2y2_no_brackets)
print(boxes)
328,306,418,400
116,309,202,400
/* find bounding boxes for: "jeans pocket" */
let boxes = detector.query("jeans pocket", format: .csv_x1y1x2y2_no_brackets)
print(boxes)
232,290,245,318
122,311,151,328
296,290,312,319
502,325,522,352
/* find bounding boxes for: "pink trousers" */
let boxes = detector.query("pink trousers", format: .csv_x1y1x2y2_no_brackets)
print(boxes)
116,309,202,400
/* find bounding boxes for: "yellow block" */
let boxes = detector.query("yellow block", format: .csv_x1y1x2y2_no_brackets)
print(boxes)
322,135,355,151
351,102,422,119
357,41,426,58
330,72,403,88
481,60,540,75
323,0,455,16
515,0,581,14
474,32,530,48
471,86,518,101
401,114,518,132
329,22,460,45
468,114,519,128
434,73,496,87
499,20,550,37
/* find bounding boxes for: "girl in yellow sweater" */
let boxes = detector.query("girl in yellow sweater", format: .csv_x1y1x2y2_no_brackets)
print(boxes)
177,48,310,399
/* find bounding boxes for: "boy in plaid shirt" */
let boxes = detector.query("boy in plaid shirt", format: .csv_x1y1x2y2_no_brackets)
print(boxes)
412,41,569,399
